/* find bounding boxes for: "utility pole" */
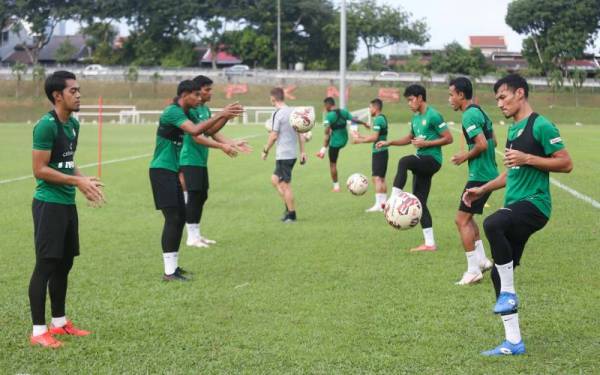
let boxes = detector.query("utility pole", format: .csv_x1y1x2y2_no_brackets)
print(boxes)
277,0,282,71
340,0,347,108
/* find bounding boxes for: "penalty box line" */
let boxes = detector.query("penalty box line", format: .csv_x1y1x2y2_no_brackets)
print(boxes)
447,125,600,210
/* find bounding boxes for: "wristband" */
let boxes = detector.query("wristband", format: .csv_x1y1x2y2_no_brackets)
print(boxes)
319,146,327,154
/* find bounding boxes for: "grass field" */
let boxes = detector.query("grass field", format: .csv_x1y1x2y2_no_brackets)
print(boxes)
1,113,599,373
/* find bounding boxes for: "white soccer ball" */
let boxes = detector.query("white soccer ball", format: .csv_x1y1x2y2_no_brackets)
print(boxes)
302,130,312,142
289,106,315,133
384,192,422,230
265,118,273,132
346,173,369,196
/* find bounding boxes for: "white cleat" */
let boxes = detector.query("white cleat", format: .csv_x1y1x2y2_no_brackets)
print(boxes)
455,271,483,285
480,258,494,273
365,205,384,212
200,237,216,245
186,238,209,248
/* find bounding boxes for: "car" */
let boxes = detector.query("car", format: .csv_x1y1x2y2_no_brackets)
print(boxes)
378,71,400,78
224,64,251,77
82,64,109,76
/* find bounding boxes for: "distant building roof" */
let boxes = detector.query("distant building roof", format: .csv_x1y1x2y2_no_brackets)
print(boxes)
469,36,506,49
38,35,89,62
565,58,599,71
201,50,242,65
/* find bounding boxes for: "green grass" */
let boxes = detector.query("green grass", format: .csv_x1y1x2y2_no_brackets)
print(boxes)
0,118,599,373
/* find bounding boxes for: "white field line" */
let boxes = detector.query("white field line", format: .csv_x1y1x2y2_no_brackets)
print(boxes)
0,133,264,185
447,125,600,210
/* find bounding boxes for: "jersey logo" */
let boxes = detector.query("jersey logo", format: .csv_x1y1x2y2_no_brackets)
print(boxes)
421,120,426,126
466,125,476,132
517,129,524,137
439,122,446,128
549,137,562,145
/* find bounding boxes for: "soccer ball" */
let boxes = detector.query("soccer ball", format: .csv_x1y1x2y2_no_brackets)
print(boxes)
265,118,273,132
384,192,422,230
303,130,312,142
346,173,369,196
289,106,315,133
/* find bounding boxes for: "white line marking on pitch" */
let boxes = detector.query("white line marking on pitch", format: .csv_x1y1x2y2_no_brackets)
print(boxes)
447,125,600,210
0,133,264,185
234,282,250,289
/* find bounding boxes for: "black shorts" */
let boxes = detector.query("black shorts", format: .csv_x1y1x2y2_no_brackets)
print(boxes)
180,166,209,192
328,146,342,163
32,199,79,259
485,200,548,266
149,168,185,210
459,181,492,214
372,150,389,178
274,159,296,183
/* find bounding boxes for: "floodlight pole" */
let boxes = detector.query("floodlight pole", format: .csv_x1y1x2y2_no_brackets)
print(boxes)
277,0,282,71
340,0,347,108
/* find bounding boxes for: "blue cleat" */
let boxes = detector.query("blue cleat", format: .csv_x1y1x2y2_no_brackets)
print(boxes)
481,340,526,356
494,292,519,314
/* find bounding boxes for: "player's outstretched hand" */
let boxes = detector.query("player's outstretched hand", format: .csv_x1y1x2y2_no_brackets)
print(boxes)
220,143,238,158
462,187,484,208
77,176,105,207
375,141,387,149
504,148,528,168
363,122,371,130
223,102,244,119
234,140,253,153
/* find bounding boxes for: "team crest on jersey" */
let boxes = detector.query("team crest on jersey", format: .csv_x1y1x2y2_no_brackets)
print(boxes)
517,129,524,137
421,119,426,126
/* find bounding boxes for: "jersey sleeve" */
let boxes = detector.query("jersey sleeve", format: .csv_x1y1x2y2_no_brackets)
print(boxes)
272,110,285,132
161,106,189,128
32,117,56,151
462,109,484,139
372,116,385,132
342,109,353,121
534,118,565,155
432,112,448,135
323,112,336,128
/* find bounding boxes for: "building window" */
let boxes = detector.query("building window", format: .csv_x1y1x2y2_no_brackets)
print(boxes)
1,31,8,46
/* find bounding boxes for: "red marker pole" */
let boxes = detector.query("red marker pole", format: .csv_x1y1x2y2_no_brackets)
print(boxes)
97,96,103,178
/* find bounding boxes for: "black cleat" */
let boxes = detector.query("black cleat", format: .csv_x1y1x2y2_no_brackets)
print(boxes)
163,268,189,282
176,267,192,276
282,211,297,223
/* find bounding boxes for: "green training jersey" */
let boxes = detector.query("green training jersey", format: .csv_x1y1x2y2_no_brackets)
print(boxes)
371,114,388,153
32,112,80,205
410,106,448,164
180,105,211,167
149,104,191,172
462,106,499,182
324,108,352,148
505,114,565,218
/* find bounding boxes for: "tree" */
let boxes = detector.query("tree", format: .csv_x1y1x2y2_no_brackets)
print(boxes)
348,0,428,70
430,42,491,75
202,18,225,70
55,37,77,64
222,28,275,68
547,69,564,103
32,64,46,98
124,65,139,99
506,0,600,74
150,72,162,97
11,62,27,98
570,69,587,107
80,22,120,65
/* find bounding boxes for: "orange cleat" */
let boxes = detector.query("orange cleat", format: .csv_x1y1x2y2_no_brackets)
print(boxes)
409,244,437,252
30,331,63,348
49,320,92,337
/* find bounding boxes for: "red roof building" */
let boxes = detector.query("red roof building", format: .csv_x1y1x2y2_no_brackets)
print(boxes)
200,49,242,67
469,36,507,57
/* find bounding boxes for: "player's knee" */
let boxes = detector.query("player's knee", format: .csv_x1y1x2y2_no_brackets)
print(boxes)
483,214,503,236
454,212,470,228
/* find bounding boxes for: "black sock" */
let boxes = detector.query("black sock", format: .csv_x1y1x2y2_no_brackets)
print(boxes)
288,211,296,219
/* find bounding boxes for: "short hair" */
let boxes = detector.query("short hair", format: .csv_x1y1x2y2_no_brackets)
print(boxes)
45,70,76,104
177,79,199,96
449,77,473,100
270,87,285,101
494,74,529,98
323,97,335,106
403,84,426,101
370,98,383,110
193,75,213,88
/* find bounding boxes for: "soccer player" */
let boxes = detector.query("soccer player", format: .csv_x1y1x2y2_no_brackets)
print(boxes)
261,87,307,222
316,97,369,192
180,75,250,248
149,79,242,281
448,77,496,285
463,74,572,356
29,71,105,348
376,84,453,252
352,98,389,212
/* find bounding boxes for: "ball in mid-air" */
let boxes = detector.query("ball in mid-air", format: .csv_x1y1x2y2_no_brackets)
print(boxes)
289,106,315,133
346,173,369,196
302,130,312,142
384,192,422,230
265,118,273,132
